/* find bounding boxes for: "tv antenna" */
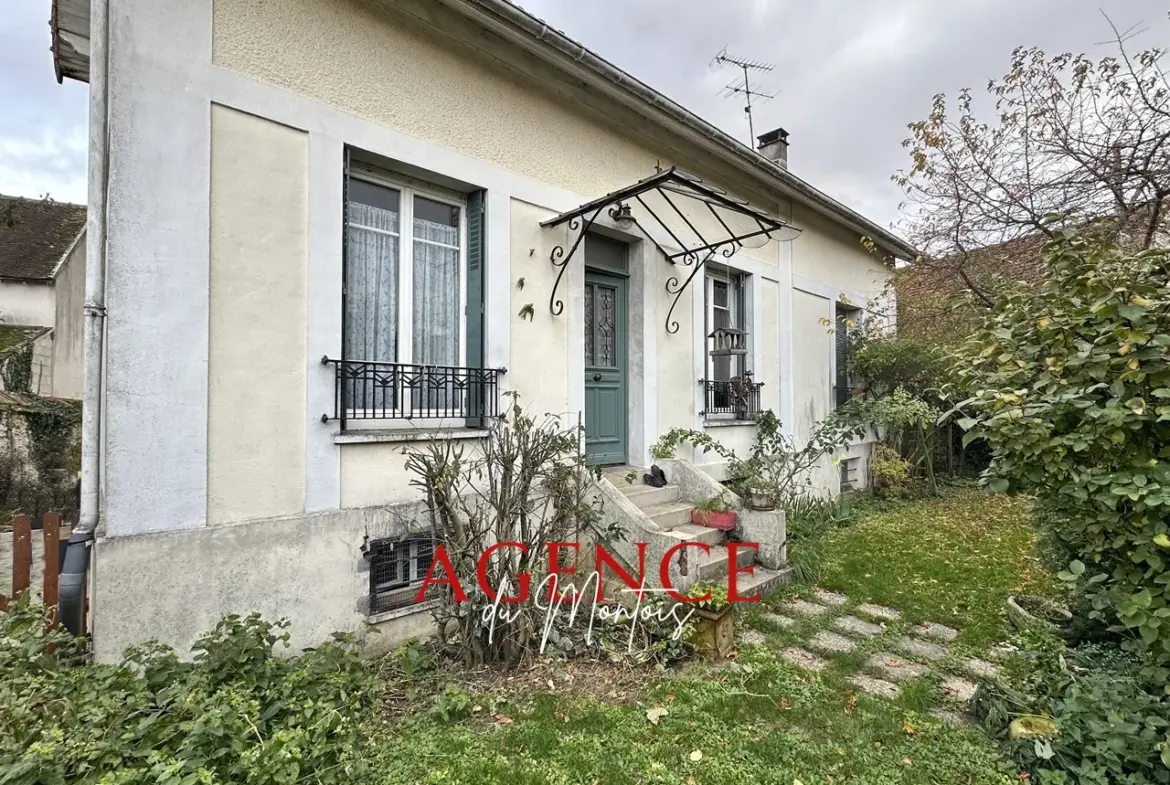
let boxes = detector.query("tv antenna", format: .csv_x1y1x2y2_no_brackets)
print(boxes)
712,48,777,143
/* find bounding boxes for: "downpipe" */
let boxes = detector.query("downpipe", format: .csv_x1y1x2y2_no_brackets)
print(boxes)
61,0,109,637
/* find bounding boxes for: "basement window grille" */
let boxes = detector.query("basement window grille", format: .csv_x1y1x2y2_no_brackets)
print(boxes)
839,457,859,492
367,534,435,614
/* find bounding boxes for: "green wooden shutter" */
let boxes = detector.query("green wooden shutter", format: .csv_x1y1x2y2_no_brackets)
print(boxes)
834,304,851,408
466,189,486,425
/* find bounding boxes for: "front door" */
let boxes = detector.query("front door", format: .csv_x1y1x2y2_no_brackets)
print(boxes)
584,271,628,465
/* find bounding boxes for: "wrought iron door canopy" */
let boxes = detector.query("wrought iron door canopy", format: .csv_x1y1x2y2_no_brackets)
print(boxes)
540,167,801,332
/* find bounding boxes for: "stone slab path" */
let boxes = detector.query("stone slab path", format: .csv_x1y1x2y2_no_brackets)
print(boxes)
758,588,1004,723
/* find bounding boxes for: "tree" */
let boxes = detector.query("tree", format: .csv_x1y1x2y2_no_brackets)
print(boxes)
953,230,1170,671
896,17,1170,312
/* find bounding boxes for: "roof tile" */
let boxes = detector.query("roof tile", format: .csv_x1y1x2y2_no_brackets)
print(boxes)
0,194,86,281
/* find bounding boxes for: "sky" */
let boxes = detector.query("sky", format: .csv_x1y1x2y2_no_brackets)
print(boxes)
1,0,1165,231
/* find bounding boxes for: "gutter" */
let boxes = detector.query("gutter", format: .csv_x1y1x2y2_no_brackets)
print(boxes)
445,0,917,261
61,0,109,637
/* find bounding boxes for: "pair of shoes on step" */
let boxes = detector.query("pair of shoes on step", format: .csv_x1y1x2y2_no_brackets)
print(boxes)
642,465,667,488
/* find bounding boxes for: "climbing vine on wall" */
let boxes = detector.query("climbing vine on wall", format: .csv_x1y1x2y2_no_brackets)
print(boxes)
0,344,33,393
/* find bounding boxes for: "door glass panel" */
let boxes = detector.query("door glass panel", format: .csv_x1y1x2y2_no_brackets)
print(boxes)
598,286,616,367
584,283,595,366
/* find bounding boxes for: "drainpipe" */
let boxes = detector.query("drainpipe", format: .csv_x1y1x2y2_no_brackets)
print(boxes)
61,0,110,637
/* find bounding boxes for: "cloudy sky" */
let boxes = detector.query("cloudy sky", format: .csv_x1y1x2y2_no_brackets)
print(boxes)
1,0,1164,230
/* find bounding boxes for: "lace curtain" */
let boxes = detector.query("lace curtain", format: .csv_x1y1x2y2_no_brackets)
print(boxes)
345,186,462,413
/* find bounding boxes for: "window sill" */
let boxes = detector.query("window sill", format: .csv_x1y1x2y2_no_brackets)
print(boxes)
368,599,439,625
704,418,759,428
334,428,489,445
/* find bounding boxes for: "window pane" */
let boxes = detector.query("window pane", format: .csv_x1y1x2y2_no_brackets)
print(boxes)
345,180,400,412
413,196,461,410
713,280,729,308
584,284,595,366
350,179,400,216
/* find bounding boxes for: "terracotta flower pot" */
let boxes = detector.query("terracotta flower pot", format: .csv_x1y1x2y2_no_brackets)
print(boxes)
691,509,737,531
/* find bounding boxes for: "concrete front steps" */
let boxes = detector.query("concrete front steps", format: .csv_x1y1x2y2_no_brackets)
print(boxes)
603,465,793,598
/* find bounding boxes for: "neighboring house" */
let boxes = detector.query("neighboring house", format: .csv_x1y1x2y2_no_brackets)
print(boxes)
0,195,87,399
53,0,914,660
896,234,1047,348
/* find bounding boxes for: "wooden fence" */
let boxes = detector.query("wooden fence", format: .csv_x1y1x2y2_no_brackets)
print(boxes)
0,513,82,632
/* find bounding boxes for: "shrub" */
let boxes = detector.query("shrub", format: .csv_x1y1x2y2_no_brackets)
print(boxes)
403,394,619,669
849,334,948,399
954,230,1170,672
0,598,376,784
870,443,913,497
973,635,1170,784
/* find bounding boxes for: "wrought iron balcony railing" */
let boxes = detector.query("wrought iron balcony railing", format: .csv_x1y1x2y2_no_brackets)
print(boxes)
321,358,506,428
701,377,763,419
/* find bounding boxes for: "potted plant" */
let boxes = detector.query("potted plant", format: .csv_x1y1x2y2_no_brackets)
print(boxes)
691,492,737,531
1006,595,1074,638
744,486,774,511
686,582,734,660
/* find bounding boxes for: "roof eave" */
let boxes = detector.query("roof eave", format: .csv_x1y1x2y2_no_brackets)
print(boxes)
51,0,91,84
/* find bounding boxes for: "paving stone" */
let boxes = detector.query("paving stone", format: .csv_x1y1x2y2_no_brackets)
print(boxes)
929,709,972,727
963,658,1000,680
739,629,768,646
781,647,828,672
848,674,900,699
833,615,884,638
811,588,848,606
763,612,796,628
856,603,901,622
913,621,959,643
783,599,830,617
895,636,949,662
987,644,1018,662
940,676,978,703
868,652,929,682
808,630,856,654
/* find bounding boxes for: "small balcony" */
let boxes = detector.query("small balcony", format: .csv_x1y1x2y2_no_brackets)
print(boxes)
321,358,506,428
701,377,764,420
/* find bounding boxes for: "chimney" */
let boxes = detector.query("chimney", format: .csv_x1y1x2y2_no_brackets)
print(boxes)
756,127,789,169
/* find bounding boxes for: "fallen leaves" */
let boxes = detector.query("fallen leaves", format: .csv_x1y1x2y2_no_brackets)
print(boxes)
689,749,703,762
645,706,668,726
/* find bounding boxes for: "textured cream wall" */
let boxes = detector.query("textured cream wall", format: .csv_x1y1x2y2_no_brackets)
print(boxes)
208,105,308,525
792,205,891,304
656,284,696,438
792,288,832,444
339,441,487,508
510,199,570,416
211,0,774,264
760,278,780,414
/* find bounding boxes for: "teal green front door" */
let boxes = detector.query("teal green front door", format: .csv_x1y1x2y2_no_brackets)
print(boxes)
584,271,628,465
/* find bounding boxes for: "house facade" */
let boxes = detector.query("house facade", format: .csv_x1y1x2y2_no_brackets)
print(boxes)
53,0,913,661
0,195,87,399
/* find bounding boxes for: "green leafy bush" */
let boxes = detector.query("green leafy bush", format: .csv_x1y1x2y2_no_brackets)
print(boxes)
954,231,1170,671
973,635,1170,784
870,443,914,497
850,334,948,398
0,599,376,784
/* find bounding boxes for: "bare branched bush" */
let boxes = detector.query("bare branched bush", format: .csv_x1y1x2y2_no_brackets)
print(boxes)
404,395,618,669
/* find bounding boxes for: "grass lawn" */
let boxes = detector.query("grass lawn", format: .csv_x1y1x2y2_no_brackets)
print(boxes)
366,488,1045,784
801,487,1058,649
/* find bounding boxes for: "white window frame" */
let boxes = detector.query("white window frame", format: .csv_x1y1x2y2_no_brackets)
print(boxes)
704,269,748,382
345,166,469,421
